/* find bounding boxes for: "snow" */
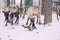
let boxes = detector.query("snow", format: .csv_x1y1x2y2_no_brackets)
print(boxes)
0,11,60,40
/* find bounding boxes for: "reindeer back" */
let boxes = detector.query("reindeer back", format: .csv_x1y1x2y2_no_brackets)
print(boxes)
27,6,40,18
57,6,60,15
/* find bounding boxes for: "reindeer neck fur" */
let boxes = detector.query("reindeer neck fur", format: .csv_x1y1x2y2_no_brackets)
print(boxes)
27,6,40,18
57,6,60,14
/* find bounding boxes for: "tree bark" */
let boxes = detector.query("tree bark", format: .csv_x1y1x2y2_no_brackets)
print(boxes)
20,0,22,8
44,0,52,24
11,0,14,5
14,0,15,5
25,0,33,14
25,0,33,10
41,0,44,15
7,0,10,6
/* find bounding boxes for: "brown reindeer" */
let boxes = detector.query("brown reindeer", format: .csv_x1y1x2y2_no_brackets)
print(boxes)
57,6,60,20
16,6,25,18
9,6,19,25
2,5,19,26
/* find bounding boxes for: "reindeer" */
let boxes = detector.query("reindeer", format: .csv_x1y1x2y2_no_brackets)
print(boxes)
18,7,25,19
25,6,41,31
16,6,25,18
57,6,60,20
19,7,24,17
2,6,10,26
9,6,19,25
2,5,19,26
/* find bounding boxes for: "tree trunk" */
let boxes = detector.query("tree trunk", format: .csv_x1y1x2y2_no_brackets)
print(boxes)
25,0,33,10
14,0,15,5
20,0,22,8
11,0,14,5
7,0,10,6
41,0,44,15
44,0,52,24
24,0,33,14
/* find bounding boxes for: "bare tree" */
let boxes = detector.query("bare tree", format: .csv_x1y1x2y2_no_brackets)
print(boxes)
14,0,15,5
24,0,33,18
20,0,22,8
41,0,45,15
43,0,52,24
25,0,33,10
7,0,10,6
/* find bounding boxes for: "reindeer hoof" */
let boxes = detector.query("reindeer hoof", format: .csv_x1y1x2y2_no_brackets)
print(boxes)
33,26,36,29
57,19,59,20
11,23,13,25
5,24,7,26
27,26,32,31
36,22,38,24
38,22,41,24
28,29,32,31
26,23,28,25
22,17,25,19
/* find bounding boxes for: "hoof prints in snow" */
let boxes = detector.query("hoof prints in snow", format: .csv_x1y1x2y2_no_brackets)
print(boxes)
9,39,13,40
0,38,2,40
7,35,10,37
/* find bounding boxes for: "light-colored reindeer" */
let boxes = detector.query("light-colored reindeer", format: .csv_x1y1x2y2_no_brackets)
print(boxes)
26,6,41,30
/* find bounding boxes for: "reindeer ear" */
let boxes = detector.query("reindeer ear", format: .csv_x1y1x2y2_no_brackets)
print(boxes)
2,11,4,13
8,11,10,13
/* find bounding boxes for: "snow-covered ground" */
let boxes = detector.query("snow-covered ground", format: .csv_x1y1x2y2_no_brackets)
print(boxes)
0,11,60,40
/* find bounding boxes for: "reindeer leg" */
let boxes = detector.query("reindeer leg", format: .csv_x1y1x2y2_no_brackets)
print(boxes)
11,14,13,25
29,18,36,31
28,22,31,31
26,17,29,25
15,17,17,24
5,20,8,26
22,13,25,19
17,16,19,24
12,17,13,25
20,13,22,17
5,17,9,26
28,19,34,31
38,16,41,24
17,12,19,24
15,15,19,24
36,16,38,23
32,19,36,30
23,9,26,19
5,14,9,26
5,17,6,21
22,11,26,19
57,14,59,20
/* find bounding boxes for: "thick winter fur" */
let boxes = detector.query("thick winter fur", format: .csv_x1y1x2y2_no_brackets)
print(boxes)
2,5,19,26
18,7,25,18
26,6,41,30
9,6,19,25
2,6,10,26
57,6,60,20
